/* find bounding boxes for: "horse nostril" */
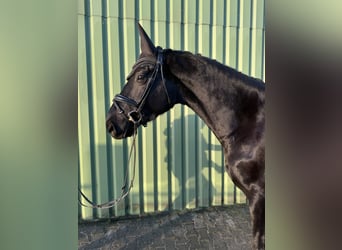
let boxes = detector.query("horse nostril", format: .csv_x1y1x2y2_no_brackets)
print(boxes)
107,121,114,133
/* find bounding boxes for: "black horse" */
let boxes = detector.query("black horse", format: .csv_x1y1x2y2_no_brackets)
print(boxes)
106,24,265,250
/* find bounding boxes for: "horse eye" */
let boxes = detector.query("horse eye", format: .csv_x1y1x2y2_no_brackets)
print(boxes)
137,73,148,82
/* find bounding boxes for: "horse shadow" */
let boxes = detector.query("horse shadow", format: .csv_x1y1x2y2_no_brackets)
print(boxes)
163,114,223,209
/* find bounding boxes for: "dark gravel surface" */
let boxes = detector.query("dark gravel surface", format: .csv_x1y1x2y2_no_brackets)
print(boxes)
79,204,252,250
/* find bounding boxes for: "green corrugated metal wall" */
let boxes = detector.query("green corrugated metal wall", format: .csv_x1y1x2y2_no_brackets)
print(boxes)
78,0,265,220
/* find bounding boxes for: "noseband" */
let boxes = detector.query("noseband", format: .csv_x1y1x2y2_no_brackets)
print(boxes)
113,46,171,128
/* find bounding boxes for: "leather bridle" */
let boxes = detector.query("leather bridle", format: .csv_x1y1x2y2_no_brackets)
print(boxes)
113,46,171,130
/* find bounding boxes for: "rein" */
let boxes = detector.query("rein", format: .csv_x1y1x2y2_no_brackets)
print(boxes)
78,47,169,209
78,123,138,209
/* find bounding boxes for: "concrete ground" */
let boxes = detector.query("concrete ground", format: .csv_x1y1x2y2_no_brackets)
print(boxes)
79,204,252,250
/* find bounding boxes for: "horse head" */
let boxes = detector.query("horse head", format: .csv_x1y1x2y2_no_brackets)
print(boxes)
106,24,181,139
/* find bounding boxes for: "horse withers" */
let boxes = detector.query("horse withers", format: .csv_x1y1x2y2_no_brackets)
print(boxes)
106,24,265,250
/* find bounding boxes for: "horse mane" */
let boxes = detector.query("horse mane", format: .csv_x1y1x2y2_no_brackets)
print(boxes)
197,54,265,91
164,49,265,92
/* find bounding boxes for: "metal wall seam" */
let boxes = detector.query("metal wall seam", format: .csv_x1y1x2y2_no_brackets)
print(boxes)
78,12,93,219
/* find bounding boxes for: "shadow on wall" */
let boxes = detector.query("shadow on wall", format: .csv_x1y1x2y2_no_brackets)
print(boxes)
79,114,234,219
163,114,224,210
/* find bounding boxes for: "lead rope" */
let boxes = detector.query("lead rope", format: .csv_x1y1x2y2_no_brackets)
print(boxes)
78,124,138,209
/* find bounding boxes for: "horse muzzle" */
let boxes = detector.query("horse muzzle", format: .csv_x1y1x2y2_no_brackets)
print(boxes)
106,115,136,139
106,119,121,139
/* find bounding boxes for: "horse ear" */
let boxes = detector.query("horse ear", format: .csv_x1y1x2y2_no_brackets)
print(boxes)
137,23,156,56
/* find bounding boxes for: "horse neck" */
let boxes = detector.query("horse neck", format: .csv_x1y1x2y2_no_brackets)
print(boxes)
165,50,265,145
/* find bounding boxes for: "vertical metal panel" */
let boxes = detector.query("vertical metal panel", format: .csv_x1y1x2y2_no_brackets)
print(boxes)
78,0,265,220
